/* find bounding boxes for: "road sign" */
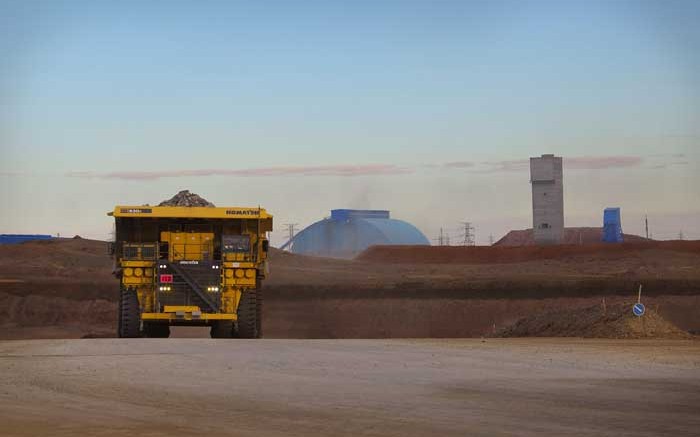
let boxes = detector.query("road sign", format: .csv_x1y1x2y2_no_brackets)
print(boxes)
633,303,645,317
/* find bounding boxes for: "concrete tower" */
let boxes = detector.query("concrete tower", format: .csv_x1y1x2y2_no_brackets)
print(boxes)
530,154,564,244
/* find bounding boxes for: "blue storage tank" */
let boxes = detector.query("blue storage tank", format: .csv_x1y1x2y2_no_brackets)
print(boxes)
602,208,623,243
290,209,429,259
0,234,53,244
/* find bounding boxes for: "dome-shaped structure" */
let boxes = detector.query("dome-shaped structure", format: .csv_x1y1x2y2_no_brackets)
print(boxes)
290,209,429,259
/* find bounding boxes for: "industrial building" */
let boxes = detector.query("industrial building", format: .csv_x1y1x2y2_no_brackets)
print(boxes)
530,154,564,244
287,209,429,259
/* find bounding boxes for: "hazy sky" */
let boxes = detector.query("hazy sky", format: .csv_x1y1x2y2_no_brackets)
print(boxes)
1,0,699,245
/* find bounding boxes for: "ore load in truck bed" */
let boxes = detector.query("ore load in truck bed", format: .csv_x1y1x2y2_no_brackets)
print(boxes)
158,190,215,207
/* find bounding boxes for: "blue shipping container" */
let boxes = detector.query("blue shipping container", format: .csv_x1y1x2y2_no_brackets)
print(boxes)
602,208,623,243
0,234,54,244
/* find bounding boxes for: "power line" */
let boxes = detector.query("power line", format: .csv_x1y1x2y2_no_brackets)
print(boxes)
434,227,451,246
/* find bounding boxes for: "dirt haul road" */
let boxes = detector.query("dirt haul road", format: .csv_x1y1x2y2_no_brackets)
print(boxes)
1,339,699,437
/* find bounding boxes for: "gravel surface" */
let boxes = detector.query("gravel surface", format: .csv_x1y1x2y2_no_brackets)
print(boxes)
1,338,699,436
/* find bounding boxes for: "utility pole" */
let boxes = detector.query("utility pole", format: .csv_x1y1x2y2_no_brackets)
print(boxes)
459,221,475,246
645,215,649,240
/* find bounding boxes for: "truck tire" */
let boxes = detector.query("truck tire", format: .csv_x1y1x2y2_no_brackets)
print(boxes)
210,321,234,338
236,289,258,339
255,286,263,338
143,322,170,338
118,287,141,338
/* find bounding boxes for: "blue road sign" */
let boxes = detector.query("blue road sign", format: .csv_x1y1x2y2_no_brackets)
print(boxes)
633,303,645,317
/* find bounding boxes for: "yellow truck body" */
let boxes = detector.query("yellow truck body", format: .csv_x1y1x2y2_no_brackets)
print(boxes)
109,205,272,338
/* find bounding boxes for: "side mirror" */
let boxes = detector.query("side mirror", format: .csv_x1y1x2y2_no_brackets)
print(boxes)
262,240,269,253
107,242,115,256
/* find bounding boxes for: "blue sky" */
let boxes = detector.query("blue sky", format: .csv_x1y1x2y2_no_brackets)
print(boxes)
1,0,699,243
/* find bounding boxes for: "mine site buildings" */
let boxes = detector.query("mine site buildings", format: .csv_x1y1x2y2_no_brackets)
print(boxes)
530,154,564,245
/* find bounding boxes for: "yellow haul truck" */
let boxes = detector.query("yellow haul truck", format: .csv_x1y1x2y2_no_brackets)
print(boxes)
108,205,272,338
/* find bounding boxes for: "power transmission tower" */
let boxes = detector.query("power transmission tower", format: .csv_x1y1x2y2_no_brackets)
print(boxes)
459,221,475,246
488,234,495,246
282,223,299,249
679,230,684,241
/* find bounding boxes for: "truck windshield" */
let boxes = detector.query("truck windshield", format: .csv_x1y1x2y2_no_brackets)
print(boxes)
222,235,250,253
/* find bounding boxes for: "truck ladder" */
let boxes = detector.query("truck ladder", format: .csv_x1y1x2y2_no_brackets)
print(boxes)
169,263,219,312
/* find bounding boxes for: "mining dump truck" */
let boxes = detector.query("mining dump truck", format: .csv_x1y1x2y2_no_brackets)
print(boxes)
108,205,272,338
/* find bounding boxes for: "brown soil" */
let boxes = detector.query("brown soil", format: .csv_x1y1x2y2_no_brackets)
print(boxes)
1,238,699,339
497,302,692,339
3,339,699,437
356,240,700,264
265,295,700,338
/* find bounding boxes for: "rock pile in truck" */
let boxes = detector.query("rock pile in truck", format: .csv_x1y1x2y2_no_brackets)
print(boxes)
158,190,215,207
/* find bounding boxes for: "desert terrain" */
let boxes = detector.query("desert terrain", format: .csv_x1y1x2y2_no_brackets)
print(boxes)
1,238,699,339
1,338,699,437
1,238,699,436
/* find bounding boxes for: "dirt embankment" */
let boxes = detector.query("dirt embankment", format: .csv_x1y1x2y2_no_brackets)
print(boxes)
494,227,650,246
357,240,700,265
1,238,699,339
497,302,692,339
265,295,700,339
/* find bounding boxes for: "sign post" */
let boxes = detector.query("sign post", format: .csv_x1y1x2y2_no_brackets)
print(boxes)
637,284,642,304
633,284,645,317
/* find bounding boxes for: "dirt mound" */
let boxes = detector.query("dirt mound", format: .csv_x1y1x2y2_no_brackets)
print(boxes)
158,190,215,207
0,238,111,282
356,240,700,264
497,302,692,339
494,227,648,246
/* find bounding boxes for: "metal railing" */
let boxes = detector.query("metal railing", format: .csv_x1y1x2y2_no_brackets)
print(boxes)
120,241,261,262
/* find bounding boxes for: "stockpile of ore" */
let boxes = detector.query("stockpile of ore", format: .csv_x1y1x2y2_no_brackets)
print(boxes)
158,190,215,207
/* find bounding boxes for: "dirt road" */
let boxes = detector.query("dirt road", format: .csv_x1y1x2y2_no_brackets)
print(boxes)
1,339,699,436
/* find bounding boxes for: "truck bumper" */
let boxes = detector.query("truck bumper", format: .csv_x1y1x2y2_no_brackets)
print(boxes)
141,306,237,322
